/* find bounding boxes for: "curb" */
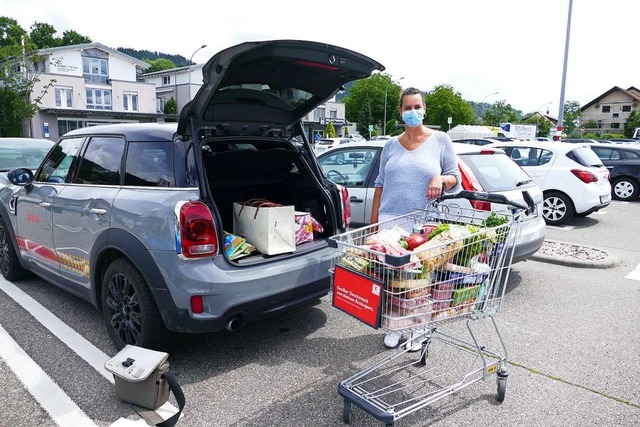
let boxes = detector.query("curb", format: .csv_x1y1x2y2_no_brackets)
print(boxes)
529,238,621,269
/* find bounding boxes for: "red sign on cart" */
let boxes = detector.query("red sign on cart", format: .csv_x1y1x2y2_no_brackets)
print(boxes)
332,265,383,328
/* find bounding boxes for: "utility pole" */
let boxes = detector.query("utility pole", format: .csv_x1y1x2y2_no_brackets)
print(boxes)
556,0,573,141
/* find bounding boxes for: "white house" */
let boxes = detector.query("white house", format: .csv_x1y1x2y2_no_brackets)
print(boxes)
25,42,160,140
141,64,204,115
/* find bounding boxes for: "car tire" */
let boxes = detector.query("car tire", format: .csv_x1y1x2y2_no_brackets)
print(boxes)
0,217,29,281
612,177,639,201
542,191,574,225
102,258,175,351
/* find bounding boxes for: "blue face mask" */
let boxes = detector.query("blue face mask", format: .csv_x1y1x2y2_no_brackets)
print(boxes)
402,109,424,127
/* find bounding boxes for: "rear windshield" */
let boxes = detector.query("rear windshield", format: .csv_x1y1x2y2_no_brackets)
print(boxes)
460,153,533,192
566,146,604,167
219,84,312,110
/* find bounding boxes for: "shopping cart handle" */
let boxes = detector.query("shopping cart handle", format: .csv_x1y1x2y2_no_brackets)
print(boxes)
438,190,532,212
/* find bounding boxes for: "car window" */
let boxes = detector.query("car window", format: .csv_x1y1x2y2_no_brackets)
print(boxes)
0,142,52,171
125,141,175,187
36,137,84,183
590,147,617,161
318,148,378,187
567,146,604,167
459,152,532,192
318,139,335,146
75,137,125,185
622,149,640,160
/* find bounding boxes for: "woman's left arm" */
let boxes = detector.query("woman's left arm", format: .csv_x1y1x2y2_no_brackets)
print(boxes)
439,134,461,191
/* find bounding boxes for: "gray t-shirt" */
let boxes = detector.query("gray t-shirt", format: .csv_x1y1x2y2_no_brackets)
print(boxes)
374,131,461,216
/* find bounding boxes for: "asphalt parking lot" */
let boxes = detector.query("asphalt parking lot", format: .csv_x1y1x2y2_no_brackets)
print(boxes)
1,200,639,427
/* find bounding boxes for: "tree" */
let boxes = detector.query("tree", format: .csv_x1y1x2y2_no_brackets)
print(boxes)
323,121,337,138
523,114,551,138
482,100,521,126
29,22,60,48
164,97,177,115
343,73,402,135
60,30,91,46
424,84,475,130
144,58,176,73
562,100,581,136
0,17,57,137
624,109,640,137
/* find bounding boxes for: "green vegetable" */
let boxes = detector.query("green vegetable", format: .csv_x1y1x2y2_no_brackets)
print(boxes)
427,223,450,240
482,212,509,228
453,226,484,266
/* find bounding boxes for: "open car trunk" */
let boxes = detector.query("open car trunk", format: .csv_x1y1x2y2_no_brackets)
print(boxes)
201,138,336,263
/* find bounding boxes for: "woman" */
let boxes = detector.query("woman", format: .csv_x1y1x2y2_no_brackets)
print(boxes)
371,87,461,350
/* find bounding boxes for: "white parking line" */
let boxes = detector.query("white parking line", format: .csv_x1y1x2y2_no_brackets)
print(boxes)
546,225,575,230
0,277,113,382
624,263,640,282
0,324,97,427
0,278,179,425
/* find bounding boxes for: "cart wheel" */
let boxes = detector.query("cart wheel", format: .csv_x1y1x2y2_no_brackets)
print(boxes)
419,339,431,366
343,400,352,424
496,376,507,402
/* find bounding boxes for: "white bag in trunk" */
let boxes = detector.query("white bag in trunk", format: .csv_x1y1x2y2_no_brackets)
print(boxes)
233,199,295,255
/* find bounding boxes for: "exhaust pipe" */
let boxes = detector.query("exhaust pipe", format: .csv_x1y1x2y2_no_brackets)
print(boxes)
225,316,240,332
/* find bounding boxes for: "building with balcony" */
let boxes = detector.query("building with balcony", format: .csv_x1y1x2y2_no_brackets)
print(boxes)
141,64,204,115
580,86,640,134
21,42,160,140
302,97,348,142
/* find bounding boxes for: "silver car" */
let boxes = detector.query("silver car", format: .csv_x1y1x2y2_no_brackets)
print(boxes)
0,40,384,351
317,141,546,263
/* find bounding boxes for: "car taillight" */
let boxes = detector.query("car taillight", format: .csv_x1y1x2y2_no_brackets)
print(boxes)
190,295,204,314
176,201,218,258
571,169,598,183
338,185,351,228
457,159,490,211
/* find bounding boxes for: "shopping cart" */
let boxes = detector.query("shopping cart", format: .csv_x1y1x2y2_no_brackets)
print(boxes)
328,191,534,426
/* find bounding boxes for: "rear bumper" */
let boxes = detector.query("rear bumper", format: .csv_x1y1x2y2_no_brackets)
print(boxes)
151,277,330,333
513,234,545,263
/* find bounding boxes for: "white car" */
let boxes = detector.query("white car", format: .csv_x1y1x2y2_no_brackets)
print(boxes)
485,141,611,225
313,137,352,155
316,141,546,263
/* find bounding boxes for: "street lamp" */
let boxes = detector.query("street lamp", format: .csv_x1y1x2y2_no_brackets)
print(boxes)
188,44,207,101
383,76,404,136
537,102,552,115
480,91,499,120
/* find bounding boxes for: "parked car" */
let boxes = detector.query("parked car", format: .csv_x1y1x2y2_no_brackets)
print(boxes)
346,133,365,141
316,141,546,263
563,138,600,144
485,141,611,225
0,137,53,173
313,137,352,155
607,138,639,144
587,143,640,201
0,40,384,351
453,138,500,146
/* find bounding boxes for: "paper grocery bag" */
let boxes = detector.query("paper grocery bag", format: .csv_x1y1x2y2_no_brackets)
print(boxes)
233,199,295,255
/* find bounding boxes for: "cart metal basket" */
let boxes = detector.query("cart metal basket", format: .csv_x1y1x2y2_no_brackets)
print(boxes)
328,191,532,426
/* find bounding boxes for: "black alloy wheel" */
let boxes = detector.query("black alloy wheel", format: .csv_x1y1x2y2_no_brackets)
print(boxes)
102,258,174,351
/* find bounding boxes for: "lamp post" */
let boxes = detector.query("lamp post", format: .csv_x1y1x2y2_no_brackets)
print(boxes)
556,0,573,141
537,102,552,115
480,91,499,121
187,44,207,102
383,76,404,136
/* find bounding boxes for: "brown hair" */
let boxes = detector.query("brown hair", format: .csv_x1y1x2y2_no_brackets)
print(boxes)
399,87,425,109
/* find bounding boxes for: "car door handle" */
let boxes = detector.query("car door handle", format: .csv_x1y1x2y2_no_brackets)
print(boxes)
90,208,107,215
38,201,51,208
349,196,364,203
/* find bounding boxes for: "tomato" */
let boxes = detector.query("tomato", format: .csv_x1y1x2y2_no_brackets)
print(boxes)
406,234,428,251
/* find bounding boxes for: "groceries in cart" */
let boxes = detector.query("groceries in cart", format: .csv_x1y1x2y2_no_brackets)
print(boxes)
330,192,532,426
336,212,510,326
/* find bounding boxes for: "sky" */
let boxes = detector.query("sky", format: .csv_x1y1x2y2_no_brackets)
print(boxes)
3,0,639,116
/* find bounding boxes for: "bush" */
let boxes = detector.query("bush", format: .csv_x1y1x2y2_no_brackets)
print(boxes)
164,97,177,115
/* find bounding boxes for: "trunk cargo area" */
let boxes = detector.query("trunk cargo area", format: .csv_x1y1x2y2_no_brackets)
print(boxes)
201,140,335,259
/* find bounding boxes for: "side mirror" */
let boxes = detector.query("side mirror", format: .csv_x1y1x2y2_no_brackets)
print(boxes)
8,168,34,186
